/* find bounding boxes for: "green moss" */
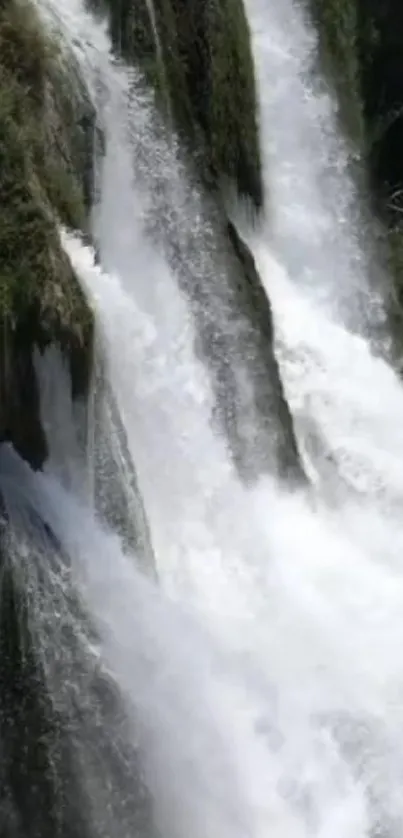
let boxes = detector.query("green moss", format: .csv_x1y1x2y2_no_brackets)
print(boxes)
160,0,263,206
0,110,91,339
0,0,91,231
0,0,53,101
0,0,92,326
0,0,94,464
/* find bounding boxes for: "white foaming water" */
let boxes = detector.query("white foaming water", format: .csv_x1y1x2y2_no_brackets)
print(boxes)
17,0,403,836
252,247,403,512
246,0,403,517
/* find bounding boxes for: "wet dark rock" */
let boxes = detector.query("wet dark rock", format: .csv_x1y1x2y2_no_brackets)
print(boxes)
225,222,305,483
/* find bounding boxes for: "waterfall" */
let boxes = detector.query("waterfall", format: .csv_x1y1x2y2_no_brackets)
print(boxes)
246,0,390,341
3,0,403,835
246,0,403,506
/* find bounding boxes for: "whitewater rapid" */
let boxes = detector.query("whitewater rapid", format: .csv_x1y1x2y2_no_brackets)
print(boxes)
7,0,403,836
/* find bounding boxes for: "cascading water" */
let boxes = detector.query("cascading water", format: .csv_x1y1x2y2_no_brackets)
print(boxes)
3,0,403,836
247,0,387,329
246,0,403,511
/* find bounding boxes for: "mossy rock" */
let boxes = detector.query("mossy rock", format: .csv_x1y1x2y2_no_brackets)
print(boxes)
91,0,263,209
0,0,93,229
0,0,95,467
169,0,263,208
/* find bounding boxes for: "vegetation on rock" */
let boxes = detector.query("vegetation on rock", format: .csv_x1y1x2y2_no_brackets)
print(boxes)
0,0,95,467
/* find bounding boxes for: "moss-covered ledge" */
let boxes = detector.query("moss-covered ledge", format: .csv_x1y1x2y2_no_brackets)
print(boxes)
0,0,95,468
